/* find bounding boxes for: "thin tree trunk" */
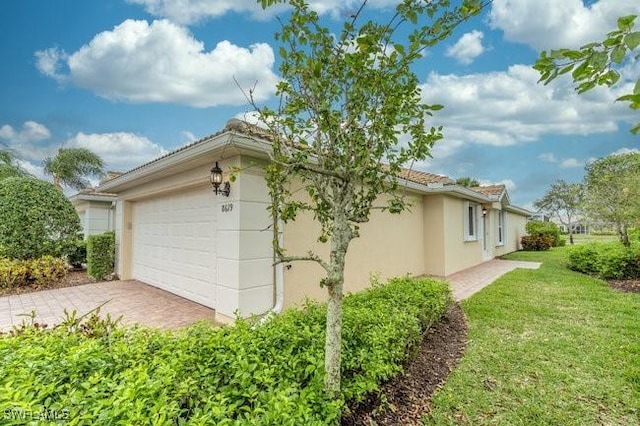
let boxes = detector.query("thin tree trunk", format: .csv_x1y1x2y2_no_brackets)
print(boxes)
619,223,630,248
324,211,350,396
53,175,62,190
569,231,574,245
325,279,343,395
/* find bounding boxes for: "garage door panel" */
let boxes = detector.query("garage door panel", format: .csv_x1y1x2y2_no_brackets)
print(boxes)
131,188,217,309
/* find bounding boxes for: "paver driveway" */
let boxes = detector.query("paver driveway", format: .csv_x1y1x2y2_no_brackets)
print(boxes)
0,280,216,332
0,259,539,332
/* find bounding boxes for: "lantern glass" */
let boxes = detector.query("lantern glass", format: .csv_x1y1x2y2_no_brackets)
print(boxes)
210,162,223,186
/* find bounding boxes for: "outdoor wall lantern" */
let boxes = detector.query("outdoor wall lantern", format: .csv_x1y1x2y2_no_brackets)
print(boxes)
482,206,488,216
210,162,231,197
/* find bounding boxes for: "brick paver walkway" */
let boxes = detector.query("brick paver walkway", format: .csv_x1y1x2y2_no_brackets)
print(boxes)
0,280,216,332
0,259,539,332
447,259,541,301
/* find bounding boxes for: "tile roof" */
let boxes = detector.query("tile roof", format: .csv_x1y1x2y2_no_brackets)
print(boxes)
472,184,505,198
396,168,455,186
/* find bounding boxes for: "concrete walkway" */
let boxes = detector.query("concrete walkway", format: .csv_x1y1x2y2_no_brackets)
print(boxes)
0,280,216,333
0,259,540,332
447,259,541,301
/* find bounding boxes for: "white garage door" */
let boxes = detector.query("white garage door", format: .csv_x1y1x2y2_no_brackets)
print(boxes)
131,187,217,308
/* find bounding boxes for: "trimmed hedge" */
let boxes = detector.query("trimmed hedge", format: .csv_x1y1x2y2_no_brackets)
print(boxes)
0,177,82,260
0,276,452,425
567,242,640,279
521,235,554,251
87,231,115,280
0,256,67,288
521,220,567,251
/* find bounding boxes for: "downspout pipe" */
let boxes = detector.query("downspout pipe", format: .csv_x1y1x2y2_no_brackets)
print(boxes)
260,219,285,324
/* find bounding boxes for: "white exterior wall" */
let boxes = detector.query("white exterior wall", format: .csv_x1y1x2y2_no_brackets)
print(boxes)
215,161,274,320
111,155,275,322
75,200,115,237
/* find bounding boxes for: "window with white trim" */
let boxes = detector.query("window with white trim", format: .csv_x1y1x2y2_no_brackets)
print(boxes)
496,210,506,246
464,202,479,241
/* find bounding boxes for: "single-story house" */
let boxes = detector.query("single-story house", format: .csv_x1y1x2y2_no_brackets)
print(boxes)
97,119,531,323
69,189,117,238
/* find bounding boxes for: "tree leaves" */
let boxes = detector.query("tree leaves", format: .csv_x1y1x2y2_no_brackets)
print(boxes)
533,14,639,134
43,148,106,190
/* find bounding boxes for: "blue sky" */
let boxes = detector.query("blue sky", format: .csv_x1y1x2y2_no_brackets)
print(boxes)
1,0,638,209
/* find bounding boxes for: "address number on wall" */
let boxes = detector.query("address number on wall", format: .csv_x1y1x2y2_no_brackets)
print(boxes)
221,203,233,213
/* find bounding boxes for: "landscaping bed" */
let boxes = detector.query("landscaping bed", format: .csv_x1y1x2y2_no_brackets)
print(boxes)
0,276,452,425
342,303,467,425
0,270,96,297
608,279,640,293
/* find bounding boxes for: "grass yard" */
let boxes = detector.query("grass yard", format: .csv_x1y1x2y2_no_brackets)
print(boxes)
424,248,640,425
571,233,619,244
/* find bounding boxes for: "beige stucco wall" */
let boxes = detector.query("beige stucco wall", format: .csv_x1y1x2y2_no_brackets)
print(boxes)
441,195,483,276
108,149,528,317
282,192,425,308
423,195,446,276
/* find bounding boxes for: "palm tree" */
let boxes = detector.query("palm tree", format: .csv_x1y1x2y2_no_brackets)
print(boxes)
43,148,106,190
455,176,481,188
0,148,28,181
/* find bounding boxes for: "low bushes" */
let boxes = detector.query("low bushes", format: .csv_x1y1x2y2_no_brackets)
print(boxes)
0,256,67,288
67,239,87,269
87,231,115,280
521,235,554,251
567,242,640,279
522,221,563,250
0,276,452,425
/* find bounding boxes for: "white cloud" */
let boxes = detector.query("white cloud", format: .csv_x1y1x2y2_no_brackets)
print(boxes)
559,158,583,169
128,0,399,24
489,0,640,51
0,121,51,145
420,64,634,150
66,132,168,172
34,47,68,83
445,30,485,65
35,19,279,107
15,159,46,181
181,131,197,142
538,152,557,163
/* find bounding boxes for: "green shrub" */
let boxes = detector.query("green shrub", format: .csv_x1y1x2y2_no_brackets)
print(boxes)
67,239,87,269
0,256,68,288
526,220,562,247
629,228,640,242
567,243,600,274
568,242,640,279
0,258,29,288
521,235,554,251
0,276,452,424
87,231,115,280
28,256,67,285
0,177,82,260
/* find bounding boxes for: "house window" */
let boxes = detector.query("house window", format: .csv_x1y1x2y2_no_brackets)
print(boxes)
497,210,506,246
464,202,478,241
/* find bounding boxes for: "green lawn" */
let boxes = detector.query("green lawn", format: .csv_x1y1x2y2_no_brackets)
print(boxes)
424,248,640,425
571,233,619,244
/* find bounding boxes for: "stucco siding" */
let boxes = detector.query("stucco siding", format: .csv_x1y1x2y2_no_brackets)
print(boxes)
423,195,447,276
442,195,483,276
282,192,425,308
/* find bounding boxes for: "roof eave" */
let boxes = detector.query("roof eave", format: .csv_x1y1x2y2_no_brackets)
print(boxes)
97,130,272,193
